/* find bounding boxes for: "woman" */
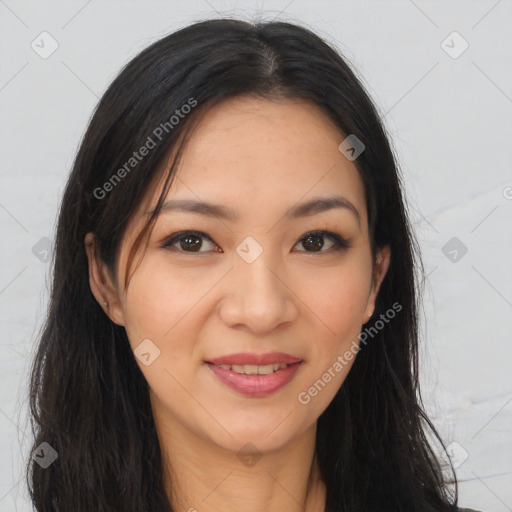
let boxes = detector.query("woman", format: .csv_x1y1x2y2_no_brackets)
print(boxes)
26,17,481,512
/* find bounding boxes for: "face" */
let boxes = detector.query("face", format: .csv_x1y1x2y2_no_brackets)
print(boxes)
86,96,390,455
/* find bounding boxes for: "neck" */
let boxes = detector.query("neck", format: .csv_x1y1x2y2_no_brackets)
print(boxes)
157,416,326,512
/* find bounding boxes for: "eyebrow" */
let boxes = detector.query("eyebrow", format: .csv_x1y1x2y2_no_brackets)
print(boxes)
149,195,361,227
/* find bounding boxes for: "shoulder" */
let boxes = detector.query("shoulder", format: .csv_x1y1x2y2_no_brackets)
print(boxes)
458,508,483,512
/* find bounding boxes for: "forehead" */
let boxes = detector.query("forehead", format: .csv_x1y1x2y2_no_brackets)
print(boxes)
164,96,366,217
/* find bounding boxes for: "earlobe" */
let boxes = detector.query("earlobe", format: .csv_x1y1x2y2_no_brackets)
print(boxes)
84,232,126,326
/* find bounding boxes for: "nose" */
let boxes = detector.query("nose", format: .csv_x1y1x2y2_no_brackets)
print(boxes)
217,250,298,334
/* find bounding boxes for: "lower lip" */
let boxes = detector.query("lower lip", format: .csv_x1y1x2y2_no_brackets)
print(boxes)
205,362,302,397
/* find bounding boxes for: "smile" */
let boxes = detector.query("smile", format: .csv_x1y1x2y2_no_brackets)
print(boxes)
205,361,302,398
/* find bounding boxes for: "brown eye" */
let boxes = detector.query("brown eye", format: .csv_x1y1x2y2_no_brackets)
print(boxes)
161,231,218,253
301,233,325,252
177,234,202,252
295,231,351,253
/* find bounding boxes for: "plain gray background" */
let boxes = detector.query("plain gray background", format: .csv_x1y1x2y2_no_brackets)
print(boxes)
1,0,511,510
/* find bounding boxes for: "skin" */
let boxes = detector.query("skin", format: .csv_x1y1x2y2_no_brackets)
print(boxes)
85,95,391,512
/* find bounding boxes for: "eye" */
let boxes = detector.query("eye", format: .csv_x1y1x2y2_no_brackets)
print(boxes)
293,230,351,253
161,230,219,253
161,230,351,254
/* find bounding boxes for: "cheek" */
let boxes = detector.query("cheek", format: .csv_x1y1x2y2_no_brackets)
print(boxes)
121,263,204,407
297,264,369,393
122,258,210,342
121,258,218,394
300,264,369,338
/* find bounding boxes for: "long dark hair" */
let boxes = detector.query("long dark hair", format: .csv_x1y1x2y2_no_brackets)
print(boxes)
25,17,459,511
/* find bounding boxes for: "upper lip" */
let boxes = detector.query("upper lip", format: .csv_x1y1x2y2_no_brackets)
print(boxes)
205,352,303,366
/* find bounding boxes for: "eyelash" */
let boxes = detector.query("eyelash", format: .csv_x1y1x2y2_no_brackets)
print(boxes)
160,230,351,255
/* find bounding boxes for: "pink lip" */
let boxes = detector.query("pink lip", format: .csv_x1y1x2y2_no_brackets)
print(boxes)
205,352,302,366
205,361,302,398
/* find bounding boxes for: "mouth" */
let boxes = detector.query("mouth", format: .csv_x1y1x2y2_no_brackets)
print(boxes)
204,360,303,397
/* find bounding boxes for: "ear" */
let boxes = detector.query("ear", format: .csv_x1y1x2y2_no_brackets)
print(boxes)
84,232,125,326
363,244,391,324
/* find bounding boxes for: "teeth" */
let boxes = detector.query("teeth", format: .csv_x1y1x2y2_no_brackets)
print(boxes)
216,363,289,374
257,364,274,375
243,364,259,375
